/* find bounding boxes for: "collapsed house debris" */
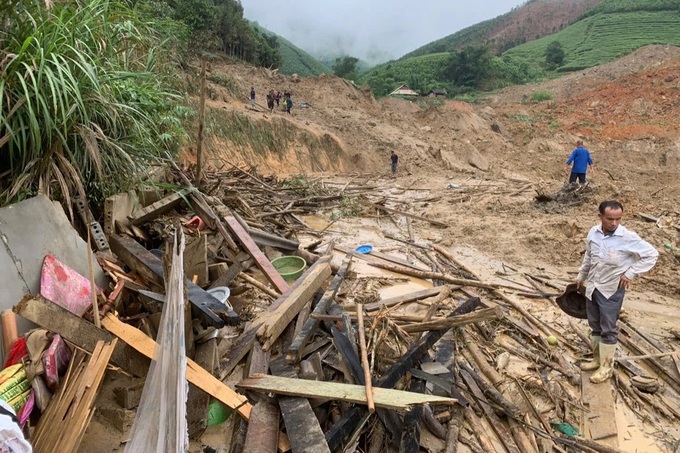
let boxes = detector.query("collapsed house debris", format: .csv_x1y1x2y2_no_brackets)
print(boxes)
0,165,678,453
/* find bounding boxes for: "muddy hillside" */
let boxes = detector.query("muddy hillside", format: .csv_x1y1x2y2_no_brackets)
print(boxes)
192,44,680,294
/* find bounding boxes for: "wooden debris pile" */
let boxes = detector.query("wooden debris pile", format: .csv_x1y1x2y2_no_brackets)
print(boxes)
9,166,680,453
535,182,593,213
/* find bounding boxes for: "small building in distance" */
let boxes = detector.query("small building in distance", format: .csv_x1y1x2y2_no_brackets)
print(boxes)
389,85,419,97
427,89,447,97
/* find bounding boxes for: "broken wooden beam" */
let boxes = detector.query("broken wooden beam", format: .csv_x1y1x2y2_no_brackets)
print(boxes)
400,307,503,334
256,258,332,351
378,297,483,389
218,258,333,380
270,358,330,453
109,234,238,327
242,400,280,453
287,255,352,363
459,368,521,453
14,296,149,377
224,215,289,293
238,375,457,411
32,339,117,452
100,313,252,420
364,286,444,312
128,188,195,225
368,261,496,290
359,200,448,227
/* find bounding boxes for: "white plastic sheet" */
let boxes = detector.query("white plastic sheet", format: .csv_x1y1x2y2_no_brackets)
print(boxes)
125,231,188,453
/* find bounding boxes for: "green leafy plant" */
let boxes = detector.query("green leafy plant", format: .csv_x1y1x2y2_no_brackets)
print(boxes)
0,0,188,208
331,197,361,220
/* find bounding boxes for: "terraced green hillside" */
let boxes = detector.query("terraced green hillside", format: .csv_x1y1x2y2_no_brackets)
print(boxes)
505,10,680,71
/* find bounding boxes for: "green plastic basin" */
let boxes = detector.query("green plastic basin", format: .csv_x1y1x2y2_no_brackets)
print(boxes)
271,256,307,282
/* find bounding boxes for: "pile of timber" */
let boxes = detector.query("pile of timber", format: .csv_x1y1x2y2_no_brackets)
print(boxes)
13,165,680,453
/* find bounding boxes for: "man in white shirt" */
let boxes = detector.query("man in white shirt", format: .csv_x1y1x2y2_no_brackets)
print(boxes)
576,200,658,383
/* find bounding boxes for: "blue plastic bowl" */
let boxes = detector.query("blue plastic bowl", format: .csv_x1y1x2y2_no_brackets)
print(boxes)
355,245,373,254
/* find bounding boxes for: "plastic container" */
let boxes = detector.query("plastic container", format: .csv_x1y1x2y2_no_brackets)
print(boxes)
271,256,307,282
355,245,373,254
207,287,231,305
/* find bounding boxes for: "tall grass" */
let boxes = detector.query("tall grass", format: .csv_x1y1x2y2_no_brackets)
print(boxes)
0,0,188,209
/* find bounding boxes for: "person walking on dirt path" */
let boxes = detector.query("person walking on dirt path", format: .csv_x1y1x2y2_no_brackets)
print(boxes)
285,96,293,115
250,87,256,107
266,91,274,112
564,140,594,184
275,91,282,107
575,200,658,384
390,151,399,175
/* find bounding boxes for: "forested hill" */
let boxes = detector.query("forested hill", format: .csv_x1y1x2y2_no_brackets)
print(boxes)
402,0,602,59
252,23,328,76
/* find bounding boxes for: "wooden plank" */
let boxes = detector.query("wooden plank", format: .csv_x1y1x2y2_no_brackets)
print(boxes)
256,260,332,351
243,401,280,453
359,200,448,227
400,378,425,453
238,375,457,411
287,255,352,363
187,337,218,439
104,192,136,236
101,313,252,420
400,307,503,333
582,371,618,445
209,261,242,289
184,234,208,287
218,258,332,380
460,369,521,453
128,188,194,225
364,286,443,312
378,297,483,389
33,339,117,453
109,234,238,327
224,216,289,293
270,358,331,453
14,296,149,377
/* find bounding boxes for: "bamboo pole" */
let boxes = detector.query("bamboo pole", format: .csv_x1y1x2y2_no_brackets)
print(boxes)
196,58,207,188
356,304,375,413
86,228,100,328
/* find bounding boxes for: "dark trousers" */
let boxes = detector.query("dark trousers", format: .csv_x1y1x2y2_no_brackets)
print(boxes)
569,172,586,184
587,288,625,344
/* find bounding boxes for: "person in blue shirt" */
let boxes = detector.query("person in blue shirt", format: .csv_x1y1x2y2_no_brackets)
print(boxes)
564,140,594,184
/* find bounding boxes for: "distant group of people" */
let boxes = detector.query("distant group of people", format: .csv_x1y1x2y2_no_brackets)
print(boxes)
249,87,293,114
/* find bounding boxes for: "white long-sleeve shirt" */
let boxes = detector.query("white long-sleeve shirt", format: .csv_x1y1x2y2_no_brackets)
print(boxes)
576,224,658,300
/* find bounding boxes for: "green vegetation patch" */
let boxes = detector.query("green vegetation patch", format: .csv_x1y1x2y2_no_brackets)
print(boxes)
206,109,342,158
0,0,188,207
359,53,450,97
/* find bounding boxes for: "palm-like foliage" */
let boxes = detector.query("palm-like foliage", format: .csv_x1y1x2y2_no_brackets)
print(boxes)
0,0,188,208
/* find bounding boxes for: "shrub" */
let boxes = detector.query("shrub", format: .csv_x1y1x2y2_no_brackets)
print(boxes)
0,0,187,208
531,90,554,102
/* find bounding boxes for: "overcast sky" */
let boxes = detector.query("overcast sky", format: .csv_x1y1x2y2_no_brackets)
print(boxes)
241,0,524,64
